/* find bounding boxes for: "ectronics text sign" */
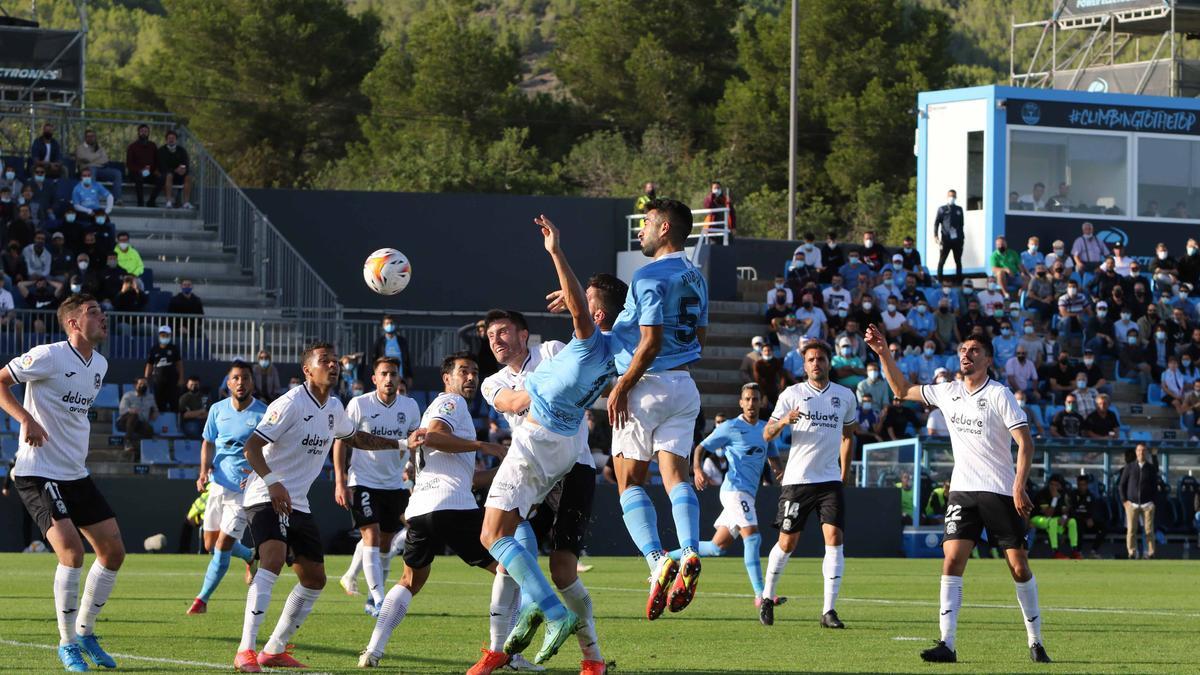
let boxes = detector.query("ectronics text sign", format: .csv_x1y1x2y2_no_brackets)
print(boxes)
1007,99,1200,136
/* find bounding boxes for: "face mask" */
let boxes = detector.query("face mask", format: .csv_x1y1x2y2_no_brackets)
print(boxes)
1180,290,1191,300
924,347,935,356
1067,287,1078,297
1006,310,1019,320
70,284,81,294
886,304,896,313
65,213,76,223
81,178,92,187
1016,399,1026,408
903,247,913,253
849,256,859,264
1131,269,1141,276
1184,359,1193,368
840,346,852,356
1065,403,1075,412
1054,248,1064,256
802,301,813,309
1156,331,1167,341
862,402,873,411
862,301,873,311
1076,380,1087,389
259,359,271,369
805,244,814,251
118,242,129,251
1120,312,1132,320
988,282,999,291
1191,247,1199,256
837,309,848,318
34,174,43,183
95,215,106,225
1098,310,1107,319
993,308,1004,317
0,197,9,204
1084,232,1094,239
141,168,150,178
917,305,928,314
159,336,171,346
1084,357,1095,367
867,370,878,381
1128,336,1139,345
948,197,956,205
167,143,177,150
1024,325,1034,334
77,261,88,271
962,287,973,295
1001,327,1011,336
182,287,192,295
941,285,951,293
384,324,396,334
1028,246,1038,254
832,281,841,289
828,240,837,247
864,238,874,248
4,171,13,181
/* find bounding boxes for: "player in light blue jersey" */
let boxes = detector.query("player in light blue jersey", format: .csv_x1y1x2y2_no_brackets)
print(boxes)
478,216,625,673
188,361,268,615
607,198,709,620
668,383,783,611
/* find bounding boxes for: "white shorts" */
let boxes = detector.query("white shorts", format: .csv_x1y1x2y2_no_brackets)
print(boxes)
214,489,248,539
202,483,224,533
612,371,701,462
485,422,578,519
713,490,758,538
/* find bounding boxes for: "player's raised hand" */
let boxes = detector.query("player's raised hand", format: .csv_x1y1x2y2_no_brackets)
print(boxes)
536,214,561,253
545,289,568,313
269,482,292,516
21,417,48,447
863,324,888,356
407,427,427,448
786,407,803,424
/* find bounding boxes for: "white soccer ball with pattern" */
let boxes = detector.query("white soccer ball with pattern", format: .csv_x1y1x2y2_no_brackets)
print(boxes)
363,248,412,295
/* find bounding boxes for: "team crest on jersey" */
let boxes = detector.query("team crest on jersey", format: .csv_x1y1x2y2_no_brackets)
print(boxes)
328,414,334,430
831,397,841,408
267,409,281,425
977,398,987,410
94,374,102,389
439,399,456,415
397,412,406,426
20,353,33,368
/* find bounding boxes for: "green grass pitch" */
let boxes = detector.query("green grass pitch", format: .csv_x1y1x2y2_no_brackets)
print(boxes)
0,553,1194,673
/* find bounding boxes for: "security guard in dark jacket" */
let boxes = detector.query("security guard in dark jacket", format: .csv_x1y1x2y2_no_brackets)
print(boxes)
933,188,965,282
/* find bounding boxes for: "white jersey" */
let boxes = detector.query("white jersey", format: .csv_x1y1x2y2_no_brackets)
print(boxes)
243,384,355,514
480,343,593,468
770,380,857,485
346,391,420,490
7,342,107,481
406,392,479,518
920,378,1027,495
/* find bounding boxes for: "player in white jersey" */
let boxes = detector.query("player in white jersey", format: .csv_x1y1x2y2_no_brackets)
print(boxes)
0,295,122,672
866,325,1051,664
333,356,420,617
761,341,857,629
359,353,509,670
233,342,417,673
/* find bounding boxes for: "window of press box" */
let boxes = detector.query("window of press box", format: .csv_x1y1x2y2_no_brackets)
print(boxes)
1137,136,1200,220
966,130,983,211
1007,129,1127,216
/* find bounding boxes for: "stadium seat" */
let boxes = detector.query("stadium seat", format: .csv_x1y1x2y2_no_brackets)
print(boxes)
139,439,175,465
94,384,120,409
1147,384,1166,407
173,439,202,464
155,412,181,438
1129,430,1152,442
0,408,10,433
168,467,199,480
0,437,17,461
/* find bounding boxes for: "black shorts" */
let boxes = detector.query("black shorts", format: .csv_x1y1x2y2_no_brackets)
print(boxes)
15,475,116,535
351,486,409,533
528,463,596,557
246,503,324,564
404,508,493,570
774,481,845,534
943,491,1028,550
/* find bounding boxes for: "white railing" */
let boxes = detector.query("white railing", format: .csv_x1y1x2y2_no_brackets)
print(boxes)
625,207,731,250
2,310,458,367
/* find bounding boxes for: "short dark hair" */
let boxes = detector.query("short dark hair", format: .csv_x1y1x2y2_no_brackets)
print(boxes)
137,123,149,131
960,336,994,358
588,273,628,315
484,308,528,333
381,314,394,324
373,356,400,373
80,166,92,175
441,351,477,375
57,293,97,329
301,341,335,366
802,340,832,362
228,360,253,377
116,231,130,240
165,129,178,139
644,198,693,246
187,374,202,382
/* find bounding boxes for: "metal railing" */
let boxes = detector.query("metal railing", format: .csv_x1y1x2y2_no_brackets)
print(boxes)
625,207,731,250
0,104,342,321
2,309,458,367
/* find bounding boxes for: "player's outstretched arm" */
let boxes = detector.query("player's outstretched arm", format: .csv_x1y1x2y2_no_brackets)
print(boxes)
0,367,48,446
489,386,531,417
422,419,506,459
346,429,420,452
243,432,291,515
536,214,594,340
864,324,923,402
1010,425,1035,518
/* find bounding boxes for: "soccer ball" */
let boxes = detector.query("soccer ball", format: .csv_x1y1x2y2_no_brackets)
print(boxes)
363,248,412,295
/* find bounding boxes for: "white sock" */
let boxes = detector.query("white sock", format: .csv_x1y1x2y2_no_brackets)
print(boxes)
366,584,413,658
490,572,520,652
263,584,322,655
54,564,81,645
822,545,844,614
362,546,385,606
1014,576,1043,647
939,575,963,650
762,544,791,600
381,549,395,584
239,568,278,652
344,541,364,583
560,579,601,662
76,561,118,636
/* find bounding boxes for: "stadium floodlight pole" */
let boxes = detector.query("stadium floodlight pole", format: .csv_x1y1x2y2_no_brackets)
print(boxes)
787,0,798,242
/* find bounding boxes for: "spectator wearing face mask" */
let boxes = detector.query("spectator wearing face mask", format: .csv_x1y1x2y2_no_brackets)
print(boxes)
72,253,101,297
856,230,888,272
898,274,923,312
114,231,144,281
167,278,204,315
851,292,882,331
251,350,282,402
856,362,891,408
145,325,184,413
832,336,867,388
75,128,124,204
898,235,921,270
126,123,160,207
992,320,1020,365
909,340,941,385
1112,306,1139,344
1179,238,1200,289
799,232,824,269
1057,279,1091,343
1071,222,1109,274
932,299,957,349
785,250,817,288
0,164,21,198
1162,355,1188,414
878,397,916,441
178,376,208,439
933,189,964,282
740,336,766,383
765,275,793,309
751,343,789,408
702,180,735,233
1042,353,1082,404
782,339,807,381
764,288,794,326
118,377,158,456
774,313,804,354
6,203,36,250
871,268,901,307
907,300,935,344
29,122,64,178
837,250,871,292
1083,301,1117,359
370,315,414,389
1071,374,1100,417
822,274,852,311
820,230,845,283
826,301,849,337
1013,391,1046,437
1051,393,1085,438
793,293,826,341
71,166,115,241
1118,327,1153,386
1006,346,1039,403
989,236,1025,292
854,393,883,448
1076,349,1109,393
158,130,194,209
1149,323,1175,375
1178,380,1200,436
1017,319,1045,364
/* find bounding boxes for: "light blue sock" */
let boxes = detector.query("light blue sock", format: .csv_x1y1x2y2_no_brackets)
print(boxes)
743,532,764,596
669,483,700,554
489,536,566,621
620,487,663,568
198,549,231,602
515,521,539,608
230,540,253,564
699,541,725,557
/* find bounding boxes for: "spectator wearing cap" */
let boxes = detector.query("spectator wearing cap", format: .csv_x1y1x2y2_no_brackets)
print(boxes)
989,235,1024,291
1179,238,1200,289
819,230,845,283
167,278,204,315
765,275,793,308
740,336,766,383
879,253,908,287
1044,239,1075,275
1084,301,1117,359
1071,222,1109,274
1109,242,1134,277
145,325,184,413
832,335,867,388
74,128,124,204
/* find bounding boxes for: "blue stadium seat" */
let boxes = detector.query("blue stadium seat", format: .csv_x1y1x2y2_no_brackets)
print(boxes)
167,467,199,480
139,439,175,465
94,384,120,409
0,437,17,461
173,439,202,464
146,290,171,313
155,412,181,438
1147,384,1166,406
110,415,125,439
0,408,10,433
1129,430,1152,442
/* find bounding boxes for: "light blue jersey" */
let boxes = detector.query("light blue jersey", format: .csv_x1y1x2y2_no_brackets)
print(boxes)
527,329,616,436
612,251,708,374
203,397,268,493
699,416,779,495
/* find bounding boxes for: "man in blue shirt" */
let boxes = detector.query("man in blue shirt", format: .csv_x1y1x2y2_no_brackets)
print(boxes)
608,199,709,621
71,167,115,242
671,384,781,608
188,361,268,615
478,216,624,669
837,252,872,292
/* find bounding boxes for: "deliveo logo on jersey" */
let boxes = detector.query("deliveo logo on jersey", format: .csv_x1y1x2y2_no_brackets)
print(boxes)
948,412,985,435
794,409,840,428
301,433,330,454
61,390,96,414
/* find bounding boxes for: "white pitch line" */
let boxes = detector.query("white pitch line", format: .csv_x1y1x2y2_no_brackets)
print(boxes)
0,638,235,670
891,637,927,641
